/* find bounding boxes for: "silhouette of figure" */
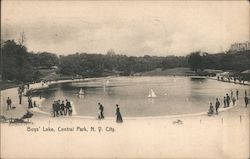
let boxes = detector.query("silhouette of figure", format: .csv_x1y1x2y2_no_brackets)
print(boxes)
236,89,239,100
208,102,214,116
116,104,123,123
215,98,220,114
244,96,249,108
98,103,104,119
6,97,12,110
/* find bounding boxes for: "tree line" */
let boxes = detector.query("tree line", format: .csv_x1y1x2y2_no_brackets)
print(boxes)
0,39,250,82
59,53,187,76
0,40,59,82
188,51,250,71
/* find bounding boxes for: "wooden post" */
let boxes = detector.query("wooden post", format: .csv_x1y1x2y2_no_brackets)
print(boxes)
240,115,242,123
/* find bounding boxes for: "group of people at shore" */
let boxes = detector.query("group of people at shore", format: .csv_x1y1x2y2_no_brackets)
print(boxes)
52,99,73,117
208,89,249,116
5,83,35,111
50,100,123,123
217,76,250,85
6,82,124,123
97,103,123,123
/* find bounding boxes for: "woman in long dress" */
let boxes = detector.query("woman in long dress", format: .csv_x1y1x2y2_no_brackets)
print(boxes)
115,104,123,123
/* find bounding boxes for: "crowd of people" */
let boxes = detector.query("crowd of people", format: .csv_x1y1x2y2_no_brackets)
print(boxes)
208,89,249,116
52,99,73,117
217,76,250,85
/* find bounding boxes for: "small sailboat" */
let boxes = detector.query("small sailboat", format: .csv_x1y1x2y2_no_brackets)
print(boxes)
79,88,84,95
148,89,157,98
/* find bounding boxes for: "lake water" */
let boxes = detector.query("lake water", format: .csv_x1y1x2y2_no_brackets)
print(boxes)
38,76,249,117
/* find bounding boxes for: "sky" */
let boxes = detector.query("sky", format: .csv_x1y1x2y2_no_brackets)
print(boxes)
1,0,249,56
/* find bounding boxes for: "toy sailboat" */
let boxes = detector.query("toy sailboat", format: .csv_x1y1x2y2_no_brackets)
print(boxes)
148,89,157,98
79,88,84,95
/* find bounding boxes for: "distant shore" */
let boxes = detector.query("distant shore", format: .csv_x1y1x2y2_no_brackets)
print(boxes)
139,67,196,76
0,67,194,91
1,67,249,91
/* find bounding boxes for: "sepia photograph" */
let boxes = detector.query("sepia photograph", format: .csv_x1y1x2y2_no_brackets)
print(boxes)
0,0,250,158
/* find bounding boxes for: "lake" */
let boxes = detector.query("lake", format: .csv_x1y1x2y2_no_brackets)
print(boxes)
37,76,249,117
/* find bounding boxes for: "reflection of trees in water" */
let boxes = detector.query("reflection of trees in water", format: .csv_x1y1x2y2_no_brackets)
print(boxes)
190,78,207,82
39,87,59,100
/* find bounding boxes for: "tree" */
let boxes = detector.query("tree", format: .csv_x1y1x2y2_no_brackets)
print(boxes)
188,52,204,71
1,40,35,82
38,52,59,68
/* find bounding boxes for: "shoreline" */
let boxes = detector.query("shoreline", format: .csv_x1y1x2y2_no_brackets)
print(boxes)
1,76,248,120
1,73,249,91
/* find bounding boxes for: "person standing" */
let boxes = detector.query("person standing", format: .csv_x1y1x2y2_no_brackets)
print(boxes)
33,101,37,107
100,104,104,119
60,101,66,115
236,89,239,100
244,96,249,108
68,105,73,116
223,97,226,108
115,104,123,123
6,97,12,110
28,96,33,108
97,103,101,119
208,102,214,116
52,101,57,117
56,100,60,116
97,103,104,119
245,90,247,97
215,98,220,114
17,86,23,104
65,99,70,115
19,93,22,104
226,94,230,107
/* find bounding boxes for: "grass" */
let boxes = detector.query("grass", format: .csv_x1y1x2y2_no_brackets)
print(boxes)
140,67,196,76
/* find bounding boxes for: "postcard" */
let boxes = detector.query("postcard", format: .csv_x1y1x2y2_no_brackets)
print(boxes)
1,0,249,158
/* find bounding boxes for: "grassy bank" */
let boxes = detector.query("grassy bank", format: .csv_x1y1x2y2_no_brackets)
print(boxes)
139,67,196,76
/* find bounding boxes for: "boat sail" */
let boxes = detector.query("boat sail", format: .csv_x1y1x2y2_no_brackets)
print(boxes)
79,88,84,95
148,89,157,98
